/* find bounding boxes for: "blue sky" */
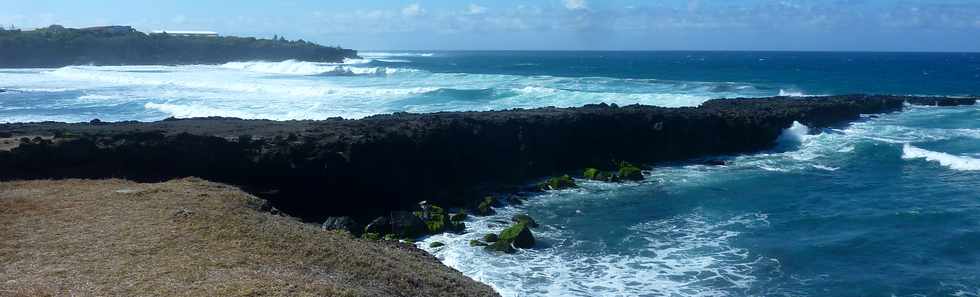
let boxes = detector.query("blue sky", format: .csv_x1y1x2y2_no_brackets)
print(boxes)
3,0,980,51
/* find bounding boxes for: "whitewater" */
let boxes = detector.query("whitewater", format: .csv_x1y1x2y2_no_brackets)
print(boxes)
2,51,979,296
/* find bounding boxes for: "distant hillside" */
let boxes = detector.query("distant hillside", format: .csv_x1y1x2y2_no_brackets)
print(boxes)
0,25,358,68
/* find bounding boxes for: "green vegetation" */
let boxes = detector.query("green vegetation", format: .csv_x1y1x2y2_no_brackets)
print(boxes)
583,168,600,180
512,214,538,228
617,162,644,181
485,222,535,253
0,25,358,67
416,204,465,234
362,232,381,240
476,196,496,216
541,174,577,190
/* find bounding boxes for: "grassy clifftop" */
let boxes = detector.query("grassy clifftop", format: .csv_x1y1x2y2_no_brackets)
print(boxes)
0,25,358,67
0,178,498,297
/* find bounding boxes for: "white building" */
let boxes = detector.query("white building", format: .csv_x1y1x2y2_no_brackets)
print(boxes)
151,30,218,37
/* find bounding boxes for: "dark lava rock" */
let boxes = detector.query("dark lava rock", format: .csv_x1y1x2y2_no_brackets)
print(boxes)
322,216,362,234
364,216,390,235
906,97,977,106
482,233,499,242
486,223,535,253
511,214,538,228
541,175,576,190
449,213,467,222
389,211,427,239
705,159,730,166
0,95,973,223
617,162,644,181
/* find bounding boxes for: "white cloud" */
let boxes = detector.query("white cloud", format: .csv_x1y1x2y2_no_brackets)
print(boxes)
467,4,487,15
563,0,587,11
402,3,425,17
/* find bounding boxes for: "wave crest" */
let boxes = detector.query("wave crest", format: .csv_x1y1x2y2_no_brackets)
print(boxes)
902,144,980,171
220,60,417,76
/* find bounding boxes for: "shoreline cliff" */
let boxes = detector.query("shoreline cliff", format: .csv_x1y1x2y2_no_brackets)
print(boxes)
1,95,974,223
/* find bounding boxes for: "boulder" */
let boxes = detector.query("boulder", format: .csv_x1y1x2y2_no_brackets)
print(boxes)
583,168,600,180
469,240,488,247
429,241,446,248
476,196,496,216
321,216,362,234
364,216,390,235
389,211,428,239
482,233,498,242
617,162,644,181
541,175,577,190
485,222,534,253
511,214,538,228
449,212,467,222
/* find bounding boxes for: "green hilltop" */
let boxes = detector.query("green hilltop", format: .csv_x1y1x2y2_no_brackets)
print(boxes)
0,25,358,67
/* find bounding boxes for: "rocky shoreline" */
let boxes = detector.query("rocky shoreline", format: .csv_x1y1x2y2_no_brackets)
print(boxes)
0,95,975,226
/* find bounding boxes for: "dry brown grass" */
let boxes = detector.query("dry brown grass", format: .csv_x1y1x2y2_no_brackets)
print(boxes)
0,178,499,297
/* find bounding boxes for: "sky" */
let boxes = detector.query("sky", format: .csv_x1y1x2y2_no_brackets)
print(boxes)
2,0,980,51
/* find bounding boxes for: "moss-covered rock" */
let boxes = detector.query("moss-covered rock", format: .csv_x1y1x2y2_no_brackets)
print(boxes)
415,204,466,234
476,196,496,216
469,240,488,247
485,222,535,253
362,232,381,240
511,214,538,228
482,233,499,242
617,162,644,181
383,234,398,241
429,241,445,248
583,168,600,180
541,174,577,190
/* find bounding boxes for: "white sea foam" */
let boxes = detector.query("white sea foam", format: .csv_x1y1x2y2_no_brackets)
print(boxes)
777,89,806,97
417,188,773,297
902,144,980,171
777,121,809,146
360,52,435,58
219,60,415,76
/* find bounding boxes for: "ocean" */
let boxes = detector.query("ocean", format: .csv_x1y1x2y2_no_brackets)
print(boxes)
2,51,979,296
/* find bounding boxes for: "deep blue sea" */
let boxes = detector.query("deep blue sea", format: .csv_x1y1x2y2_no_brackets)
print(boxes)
2,51,979,296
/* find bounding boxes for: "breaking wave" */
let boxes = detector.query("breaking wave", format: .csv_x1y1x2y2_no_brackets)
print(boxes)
220,60,418,76
902,144,980,171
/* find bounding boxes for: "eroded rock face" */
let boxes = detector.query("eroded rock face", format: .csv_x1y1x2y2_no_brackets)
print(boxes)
0,95,973,222
321,216,362,234
389,211,428,239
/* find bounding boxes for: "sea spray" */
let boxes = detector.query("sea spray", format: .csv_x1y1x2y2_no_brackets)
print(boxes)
775,121,810,150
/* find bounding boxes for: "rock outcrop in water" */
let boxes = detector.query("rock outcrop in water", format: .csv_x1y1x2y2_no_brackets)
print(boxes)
0,95,974,222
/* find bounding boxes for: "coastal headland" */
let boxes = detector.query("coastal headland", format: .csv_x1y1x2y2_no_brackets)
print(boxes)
2,95,974,223
0,25,358,67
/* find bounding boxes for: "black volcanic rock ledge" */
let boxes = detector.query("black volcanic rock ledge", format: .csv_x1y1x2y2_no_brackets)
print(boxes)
0,95,974,221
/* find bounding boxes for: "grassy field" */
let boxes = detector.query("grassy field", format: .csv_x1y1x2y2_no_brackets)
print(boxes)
0,178,498,297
